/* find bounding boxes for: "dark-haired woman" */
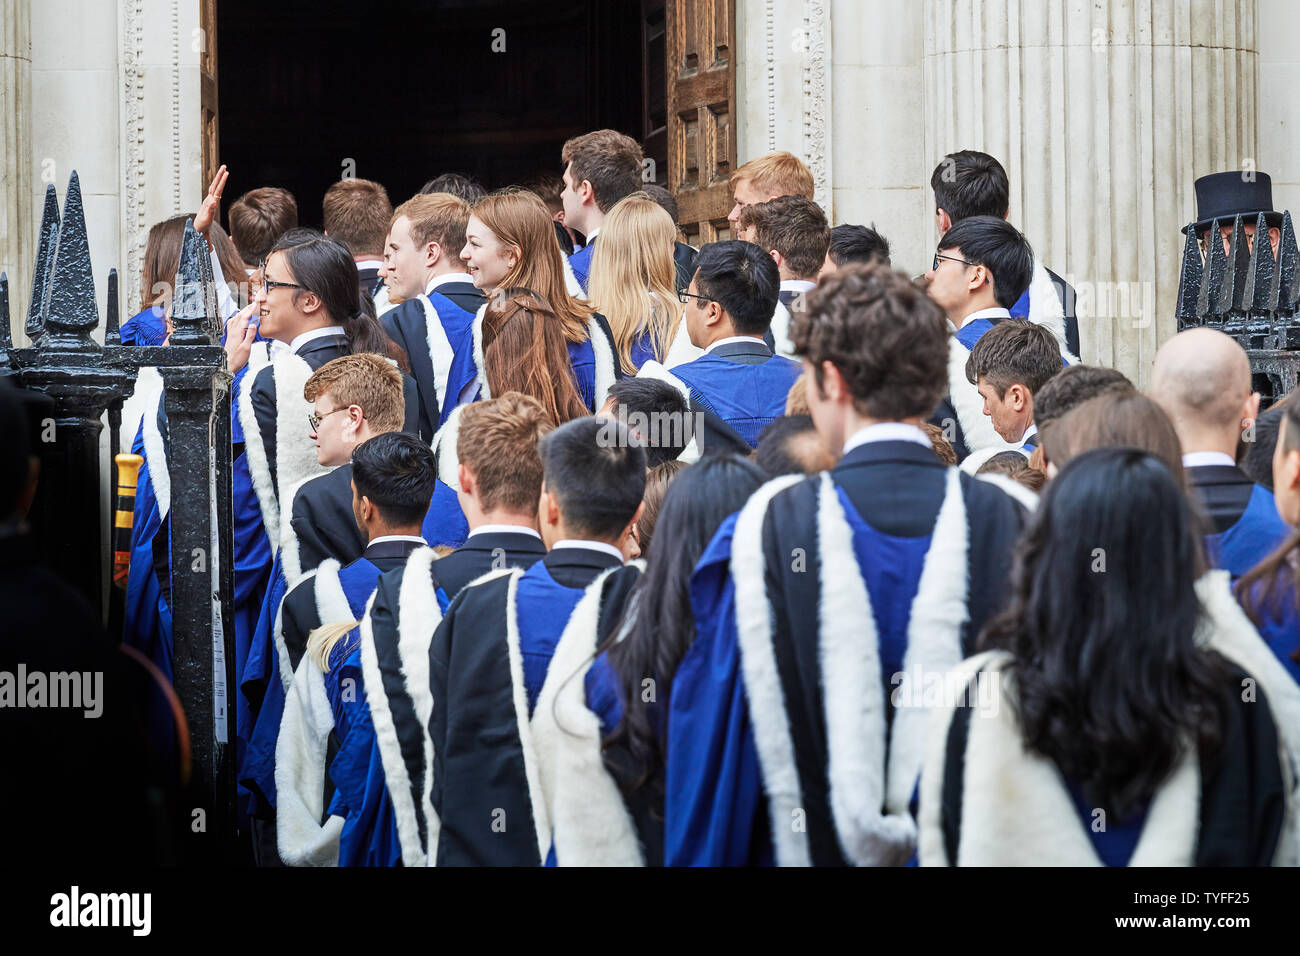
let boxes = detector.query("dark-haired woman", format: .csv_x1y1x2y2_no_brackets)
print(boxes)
1238,396,1300,684
921,448,1300,865
425,289,590,549
227,230,415,848
529,454,767,865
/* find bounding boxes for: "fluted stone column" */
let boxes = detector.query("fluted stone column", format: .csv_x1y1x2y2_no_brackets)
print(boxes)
0,0,33,342
923,0,1258,385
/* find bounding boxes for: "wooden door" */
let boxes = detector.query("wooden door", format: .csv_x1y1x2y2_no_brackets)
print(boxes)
666,0,736,245
200,0,219,197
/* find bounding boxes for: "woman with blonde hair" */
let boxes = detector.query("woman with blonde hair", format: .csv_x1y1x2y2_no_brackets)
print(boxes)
587,194,692,373
460,187,617,411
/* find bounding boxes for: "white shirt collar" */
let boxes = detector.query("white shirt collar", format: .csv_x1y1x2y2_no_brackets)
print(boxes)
468,524,541,540
551,539,624,561
1021,423,1039,444
354,258,383,271
955,306,1011,329
705,334,766,355
426,271,471,295
366,534,427,547
288,325,346,355
842,422,932,455
584,226,600,242
1182,451,1237,468
780,279,817,292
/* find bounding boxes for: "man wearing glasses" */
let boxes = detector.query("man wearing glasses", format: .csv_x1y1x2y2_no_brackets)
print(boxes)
923,215,1039,464
636,240,800,452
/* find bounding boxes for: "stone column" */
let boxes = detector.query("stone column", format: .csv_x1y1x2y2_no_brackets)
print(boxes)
923,0,1258,385
0,0,33,341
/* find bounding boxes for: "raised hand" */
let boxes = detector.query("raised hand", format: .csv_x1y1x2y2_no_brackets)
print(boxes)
194,164,229,237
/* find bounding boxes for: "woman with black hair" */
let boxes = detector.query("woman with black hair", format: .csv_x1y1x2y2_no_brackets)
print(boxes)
921,448,1300,866
529,453,766,865
226,229,414,853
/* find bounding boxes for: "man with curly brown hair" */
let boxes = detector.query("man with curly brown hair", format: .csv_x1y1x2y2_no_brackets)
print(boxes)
672,262,1030,867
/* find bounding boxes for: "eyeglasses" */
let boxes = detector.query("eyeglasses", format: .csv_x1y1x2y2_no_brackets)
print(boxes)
308,407,349,432
260,263,305,293
678,289,715,305
932,252,978,271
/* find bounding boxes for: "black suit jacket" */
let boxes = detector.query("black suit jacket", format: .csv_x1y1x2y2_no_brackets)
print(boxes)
1187,464,1258,533
431,530,547,600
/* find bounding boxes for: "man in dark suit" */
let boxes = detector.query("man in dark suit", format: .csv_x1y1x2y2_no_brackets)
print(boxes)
637,241,801,451
560,129,645,292
323,178,392,297
930,150,1080,359
1151,327,1290,578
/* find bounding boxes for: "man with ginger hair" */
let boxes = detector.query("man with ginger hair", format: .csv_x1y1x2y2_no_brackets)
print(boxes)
726,150,815,233
1150,327,1290,578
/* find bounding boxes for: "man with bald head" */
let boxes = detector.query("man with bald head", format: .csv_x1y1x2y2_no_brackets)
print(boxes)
1150,328,1290,577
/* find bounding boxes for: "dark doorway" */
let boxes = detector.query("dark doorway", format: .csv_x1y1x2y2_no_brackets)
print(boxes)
217,0,656,226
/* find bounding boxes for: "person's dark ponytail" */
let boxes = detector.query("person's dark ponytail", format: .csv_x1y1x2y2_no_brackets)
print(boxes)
270,228,410,372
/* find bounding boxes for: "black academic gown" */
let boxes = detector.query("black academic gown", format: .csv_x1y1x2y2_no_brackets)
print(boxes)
278,538,425,673
250,332,352,501
679,440,1028,866
428,549,639,865
428,530,547,601
285,465,366,581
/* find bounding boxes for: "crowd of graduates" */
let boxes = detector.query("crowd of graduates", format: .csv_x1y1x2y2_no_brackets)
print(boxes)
31,134,1300,865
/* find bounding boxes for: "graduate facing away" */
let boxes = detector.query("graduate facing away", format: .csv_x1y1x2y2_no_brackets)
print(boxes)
676,263,1031,866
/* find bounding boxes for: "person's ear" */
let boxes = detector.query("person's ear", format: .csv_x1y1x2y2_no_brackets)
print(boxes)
360,494,374,524
458,462,474,497
820,359,845,403
1010,384,1028,412
769,249,783,269
623,501,646,542
580,180,595,206
425,241,440,268
936,208,952,235
705,299,723,327
1245,392,1261,430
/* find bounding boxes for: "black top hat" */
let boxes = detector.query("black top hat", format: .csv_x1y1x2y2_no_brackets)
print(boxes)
1184,170,1285,235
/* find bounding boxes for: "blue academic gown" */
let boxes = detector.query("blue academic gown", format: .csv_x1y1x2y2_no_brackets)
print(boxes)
671,340,801,449
322,557,409,867
1204,484,1292,579
123,364,271,816
569,241,596,292
670,487,932,865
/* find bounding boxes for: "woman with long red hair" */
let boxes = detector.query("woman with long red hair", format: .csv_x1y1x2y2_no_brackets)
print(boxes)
459,188,618,412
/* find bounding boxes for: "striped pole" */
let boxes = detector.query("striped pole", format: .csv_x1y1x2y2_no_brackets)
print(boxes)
113,453,144,589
